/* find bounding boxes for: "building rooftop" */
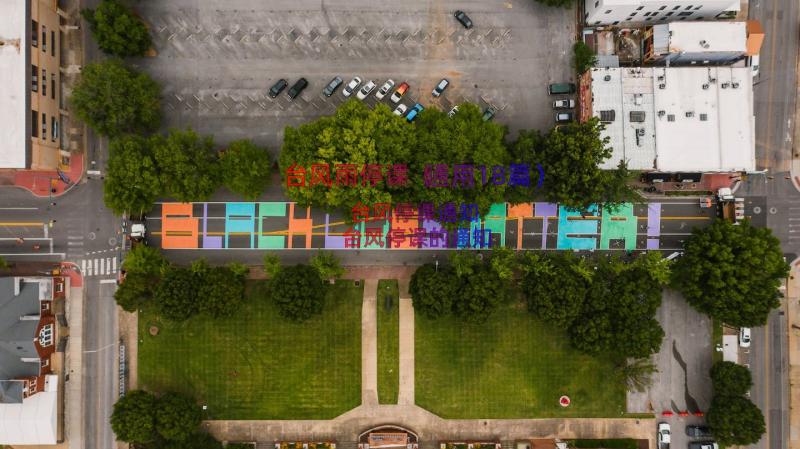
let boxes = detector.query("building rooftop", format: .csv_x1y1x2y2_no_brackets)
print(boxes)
652,21,747,55
0,0,27,169
590,66,755,172
0,277,47,400
0,374,57,445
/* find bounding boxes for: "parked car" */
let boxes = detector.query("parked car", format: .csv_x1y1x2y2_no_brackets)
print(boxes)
376,79,395,100
393,104,408,116
322,77,343,97
268,79,288,98
448,105,459,118
750,54,760,78
405,103,424,122
432,79,450,97
357,80,377,100
482,106,497,121
390,82,409,103
685,426,713,438
688,442,718,449
548,82,577,95
553,99,575,109
287,78,308,99
657,423,671,447
555,111,574,123
343,76,362,97
454,10,473,29
739,327,751,348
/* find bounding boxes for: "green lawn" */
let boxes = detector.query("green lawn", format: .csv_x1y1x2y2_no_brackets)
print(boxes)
377,279,399,404
138,280,362,419
415,301,625,418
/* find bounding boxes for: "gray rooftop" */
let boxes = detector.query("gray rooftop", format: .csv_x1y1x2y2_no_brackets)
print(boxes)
0,277,43,394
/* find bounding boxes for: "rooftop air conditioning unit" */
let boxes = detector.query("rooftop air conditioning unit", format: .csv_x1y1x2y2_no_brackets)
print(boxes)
721,82,730,88
658,75,665,81
702,84,709,89
709,78,717,83
659,83,666,89
604,75,612,81
685,111,694,117
732,82,740,88
658,110,666,117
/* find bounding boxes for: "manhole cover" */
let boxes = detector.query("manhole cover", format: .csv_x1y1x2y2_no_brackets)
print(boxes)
108,237,117,246
770,207,778,214
88,232,96,240
753,206,762,214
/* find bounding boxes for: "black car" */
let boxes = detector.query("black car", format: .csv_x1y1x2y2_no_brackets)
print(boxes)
268,79,288,98
454,10,473,29
685,426,713,438
323,76,343,97
287,78,309,100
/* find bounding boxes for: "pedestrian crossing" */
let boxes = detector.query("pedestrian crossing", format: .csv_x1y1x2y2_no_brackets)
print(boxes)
80,256,118,277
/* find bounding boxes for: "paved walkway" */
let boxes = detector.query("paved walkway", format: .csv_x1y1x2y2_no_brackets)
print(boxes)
361,279,379,406
788,263,800,449
398,280,414,406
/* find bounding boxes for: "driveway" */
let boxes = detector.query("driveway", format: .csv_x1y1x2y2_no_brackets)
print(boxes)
628,289,713,449
130,0,575,153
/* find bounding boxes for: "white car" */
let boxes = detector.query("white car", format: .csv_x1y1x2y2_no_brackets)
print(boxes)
739,327,751,348
342,76,362,97
356,80,376,100
750,54,760,79
375,79,395,100
553,99,575,109
657,423,671,447
432,79,449,97
393,104,408,116
448,105,459,118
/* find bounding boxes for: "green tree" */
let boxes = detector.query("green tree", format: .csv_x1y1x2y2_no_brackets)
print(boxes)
707,394,766,446
449,250,480,278
489,247,518,282
110,389,157,443
220,139,271,200
573,41,597,74
157,432,223,449
196,265,246,318
82,0,152,57
154,392,202,442
123,245,168,277
409,263,459,319
523,252,591,327
310,251,346,280
104,135,162,216
279,99,415,213
263,254,282,277
711,360,753,397
269,264,327,321
615,358,658,393
71,59,161,137
0,256,8,270
154,266,198,321
452,264,507,321
403,103,508,217
672,219,789,327
114,272,155,312
509,120,639,211
153,129,220,202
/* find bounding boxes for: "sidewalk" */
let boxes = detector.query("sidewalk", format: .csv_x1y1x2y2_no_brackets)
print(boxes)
61,262,84,449
361,279,379,407
787,263,799,449
0,152,84,198
397,279,414,406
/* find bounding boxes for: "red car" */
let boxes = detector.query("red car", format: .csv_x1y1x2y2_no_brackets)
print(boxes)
390,82,409,103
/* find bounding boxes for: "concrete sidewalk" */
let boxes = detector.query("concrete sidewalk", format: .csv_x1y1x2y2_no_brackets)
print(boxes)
787,263,799,449
361,279,379,406
398,280,414,406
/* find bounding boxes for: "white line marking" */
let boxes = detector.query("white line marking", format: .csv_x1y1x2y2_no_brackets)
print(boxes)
100,258,105,275
99,279,117,285
68,235,83,240
0,253,65,257
67,241,83,246
93,259,98,275
81,259,86,273
83,342,116,353
0,207,38,210
106,258,111,275
112,257,117,272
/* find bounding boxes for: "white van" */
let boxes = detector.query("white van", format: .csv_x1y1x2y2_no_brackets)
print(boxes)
749,54,760,79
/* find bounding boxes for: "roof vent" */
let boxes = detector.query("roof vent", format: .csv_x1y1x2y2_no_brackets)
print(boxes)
709,78,717,83
732,82,740,88
659,83,666,89
721,82,730,89
658,75,665,82
658,110,666,117
667,114,675,122
636,128,646,137
700,113,708,121
699,40,710,48
685,111,694,118
604,75,611,81
702,84,709,90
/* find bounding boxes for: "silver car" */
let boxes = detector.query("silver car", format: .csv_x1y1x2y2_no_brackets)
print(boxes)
375,79,395,100
342,76,362,97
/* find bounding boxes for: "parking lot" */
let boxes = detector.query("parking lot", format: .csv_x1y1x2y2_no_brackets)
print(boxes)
131,0,575,153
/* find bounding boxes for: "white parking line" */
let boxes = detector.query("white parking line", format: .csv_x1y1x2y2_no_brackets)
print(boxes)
100,258,105,275
81,259,86,274
93,259,98,275
112,257,117,273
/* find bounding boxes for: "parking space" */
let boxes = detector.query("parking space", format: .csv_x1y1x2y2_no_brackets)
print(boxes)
627,289,714,449
131,0,575,152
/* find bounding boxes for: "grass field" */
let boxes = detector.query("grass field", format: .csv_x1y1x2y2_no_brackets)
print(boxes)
377,280,399,404
138,280,362,420
415,301,625,418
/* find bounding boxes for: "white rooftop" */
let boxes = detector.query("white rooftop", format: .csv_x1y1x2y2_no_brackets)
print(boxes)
591,66,755,172
0,0,27,169
598,0,738,6
0,375,58,445
653,21,747,54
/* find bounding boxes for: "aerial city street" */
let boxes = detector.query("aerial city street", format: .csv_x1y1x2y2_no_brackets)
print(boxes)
0,1,797,449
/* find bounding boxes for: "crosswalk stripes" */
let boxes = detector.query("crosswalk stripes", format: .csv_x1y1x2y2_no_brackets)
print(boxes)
79,257,119,278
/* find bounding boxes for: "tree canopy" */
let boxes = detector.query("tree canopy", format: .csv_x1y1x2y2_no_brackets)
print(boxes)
110,389,157,443
269,264,327,321
707,394,766,446
310,251,346,280
154,267,199,321
711,360,753,397
82,0,152,57
220,139,271,200
153,129,220,202
115,271,154,312
523,252,590,328
409,263,458,319
71,59,161,137
672,219,789,327
191,260,247,318
154,392,202,442
533,0,575,7
123,245,168,277
104,135,162,216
